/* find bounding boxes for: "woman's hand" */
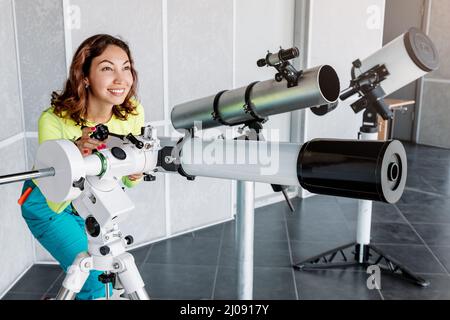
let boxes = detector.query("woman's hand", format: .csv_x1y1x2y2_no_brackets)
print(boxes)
75,127,107,157
127,173,144,181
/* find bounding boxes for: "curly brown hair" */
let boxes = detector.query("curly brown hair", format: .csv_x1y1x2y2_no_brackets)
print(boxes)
51,34,139,125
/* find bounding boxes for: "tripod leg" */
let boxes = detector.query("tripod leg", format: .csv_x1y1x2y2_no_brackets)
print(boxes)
55,252,92,300
115,252,150,300
369,245,430,287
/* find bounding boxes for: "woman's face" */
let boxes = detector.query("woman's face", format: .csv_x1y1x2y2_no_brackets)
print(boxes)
85,45,134,107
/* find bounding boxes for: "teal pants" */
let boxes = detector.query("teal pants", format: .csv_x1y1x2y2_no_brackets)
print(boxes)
20,180,107,300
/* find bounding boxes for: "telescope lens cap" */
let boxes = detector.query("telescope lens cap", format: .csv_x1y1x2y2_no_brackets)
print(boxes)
404,27,439,72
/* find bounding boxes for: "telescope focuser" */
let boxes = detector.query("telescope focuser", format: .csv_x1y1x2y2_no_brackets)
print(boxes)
87,124,146,149
257,47,303,88
340,60,393,121
90,124,110,141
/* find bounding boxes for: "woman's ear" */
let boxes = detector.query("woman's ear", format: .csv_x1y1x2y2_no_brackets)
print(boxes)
84,78,90,89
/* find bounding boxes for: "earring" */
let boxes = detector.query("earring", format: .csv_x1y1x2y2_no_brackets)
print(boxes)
85,84,89,89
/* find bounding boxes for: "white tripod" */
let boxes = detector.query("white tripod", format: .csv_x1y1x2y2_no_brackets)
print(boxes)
55,175,150,300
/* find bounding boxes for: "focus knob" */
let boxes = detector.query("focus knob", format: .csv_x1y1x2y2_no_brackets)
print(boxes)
99,246,110,256
125,235,134,245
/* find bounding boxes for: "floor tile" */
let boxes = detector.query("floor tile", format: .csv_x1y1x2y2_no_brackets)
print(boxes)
219,240,291,268
342,201,407,224
369,223,423,245
429,246,450,274
294,269,381,300
148,236,221,266
2,292,44,300
413,223,450,246
374,244,447,274
129,245,152,265
8,265,62,295
214,266,297,300
287,219,353,244
140,263,216,300
179,223,224,239
286,196,346,224
222,219,288,243
380,274,450,300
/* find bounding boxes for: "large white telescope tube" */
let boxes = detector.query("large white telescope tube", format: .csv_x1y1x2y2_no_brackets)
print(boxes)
33,140,159,203
23,136,408,205
176,137,407,204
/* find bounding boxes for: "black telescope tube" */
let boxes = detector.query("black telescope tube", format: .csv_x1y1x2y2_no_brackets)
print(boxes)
297,139,407,204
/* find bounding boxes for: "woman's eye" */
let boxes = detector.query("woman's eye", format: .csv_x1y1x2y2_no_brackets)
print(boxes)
123,66,131,71
101,66,113,71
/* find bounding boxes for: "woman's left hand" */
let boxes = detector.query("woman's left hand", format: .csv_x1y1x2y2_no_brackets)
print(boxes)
128,173,144,181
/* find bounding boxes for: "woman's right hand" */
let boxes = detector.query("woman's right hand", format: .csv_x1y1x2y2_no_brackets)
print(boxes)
75,127,107,157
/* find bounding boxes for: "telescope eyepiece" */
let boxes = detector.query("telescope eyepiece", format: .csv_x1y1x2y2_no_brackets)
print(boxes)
278,47,300,62
257,47,300,67
257,58,267,67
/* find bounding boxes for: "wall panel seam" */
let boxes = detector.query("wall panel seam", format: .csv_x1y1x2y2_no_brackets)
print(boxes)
11,0,28,167
162,0,171,237
62,0,73,76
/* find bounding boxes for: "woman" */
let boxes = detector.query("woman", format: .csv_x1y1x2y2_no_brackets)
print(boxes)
20,34,145,300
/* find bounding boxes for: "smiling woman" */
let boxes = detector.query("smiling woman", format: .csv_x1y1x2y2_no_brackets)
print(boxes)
52,34,139,126
18,34,145,300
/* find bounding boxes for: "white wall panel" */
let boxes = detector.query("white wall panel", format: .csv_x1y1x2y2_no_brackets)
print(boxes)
0,140,34,295
70,0,165,121
304,0,385,142
167,0,233,233
235,0,296,202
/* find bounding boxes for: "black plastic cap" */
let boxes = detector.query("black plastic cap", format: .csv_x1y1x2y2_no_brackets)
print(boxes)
404,27,439,72
111,147,127,160
297,139,407,204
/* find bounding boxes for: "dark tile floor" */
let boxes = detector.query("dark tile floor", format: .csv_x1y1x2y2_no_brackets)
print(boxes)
3,143,450,300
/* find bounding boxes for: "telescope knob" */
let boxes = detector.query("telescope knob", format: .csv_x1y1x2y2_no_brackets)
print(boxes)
89,124,109,141
275,73,283,82
143,174,156,182
125,235,134,246
72,177,85,191
99,246,110,256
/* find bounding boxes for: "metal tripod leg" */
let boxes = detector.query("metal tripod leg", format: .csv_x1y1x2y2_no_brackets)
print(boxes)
115,252,150,300
293,242,358,270
293,242,430,287
55,252,92,300
236,181,254,300
369,244,429,287
55,251,150,300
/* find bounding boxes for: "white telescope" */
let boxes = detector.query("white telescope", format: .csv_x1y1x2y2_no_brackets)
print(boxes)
1,133,406,204
340,27,439,120
293,27,440,288
359,27,439,96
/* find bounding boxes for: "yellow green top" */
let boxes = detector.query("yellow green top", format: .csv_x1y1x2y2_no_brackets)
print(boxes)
36,101,145,213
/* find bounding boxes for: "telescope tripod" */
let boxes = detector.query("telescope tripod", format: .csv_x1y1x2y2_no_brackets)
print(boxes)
293,110,429,288
55,220,150,300
54,174,151,300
